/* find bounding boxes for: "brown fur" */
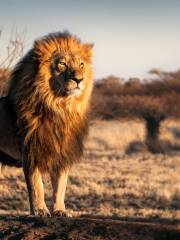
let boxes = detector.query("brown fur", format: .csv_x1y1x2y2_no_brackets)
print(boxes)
0,32,93,215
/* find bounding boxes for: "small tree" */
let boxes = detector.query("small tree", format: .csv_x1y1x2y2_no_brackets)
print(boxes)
141,110,165,152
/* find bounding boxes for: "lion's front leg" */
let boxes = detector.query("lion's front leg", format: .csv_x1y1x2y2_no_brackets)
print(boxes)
23,154,50,216
50,167,70,216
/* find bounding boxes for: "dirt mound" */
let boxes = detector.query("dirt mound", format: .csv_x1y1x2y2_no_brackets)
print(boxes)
0,215,179,240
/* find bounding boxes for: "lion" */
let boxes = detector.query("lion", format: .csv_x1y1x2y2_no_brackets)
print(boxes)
0,31,93,216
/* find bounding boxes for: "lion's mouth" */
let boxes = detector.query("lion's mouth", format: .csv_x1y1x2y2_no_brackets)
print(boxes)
66,79,84,96
67,88,82,97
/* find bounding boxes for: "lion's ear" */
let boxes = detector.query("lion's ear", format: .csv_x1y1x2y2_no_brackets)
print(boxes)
81,43,94,63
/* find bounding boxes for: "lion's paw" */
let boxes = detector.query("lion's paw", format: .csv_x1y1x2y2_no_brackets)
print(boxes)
52,210,72,217
34,208,51,217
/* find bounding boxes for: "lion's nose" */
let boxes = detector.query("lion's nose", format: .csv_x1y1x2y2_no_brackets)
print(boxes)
72,76,83,84
68,69,83,84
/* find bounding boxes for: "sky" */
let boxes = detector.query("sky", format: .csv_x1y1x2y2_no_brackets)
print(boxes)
0,0,180,79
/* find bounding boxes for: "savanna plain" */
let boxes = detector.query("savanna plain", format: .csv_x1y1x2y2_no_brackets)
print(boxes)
0,119,180,239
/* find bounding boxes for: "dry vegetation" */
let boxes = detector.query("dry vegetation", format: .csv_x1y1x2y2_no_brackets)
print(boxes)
0,29,24,96
92,71,180,152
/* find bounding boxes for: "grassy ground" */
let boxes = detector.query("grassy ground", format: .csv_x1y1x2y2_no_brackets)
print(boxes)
0,120,180,222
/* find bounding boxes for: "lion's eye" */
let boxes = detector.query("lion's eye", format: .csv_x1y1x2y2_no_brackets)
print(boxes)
80,62,84,68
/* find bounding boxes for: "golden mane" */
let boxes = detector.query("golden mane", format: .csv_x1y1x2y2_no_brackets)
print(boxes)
34,32,93,63
8,32,94,172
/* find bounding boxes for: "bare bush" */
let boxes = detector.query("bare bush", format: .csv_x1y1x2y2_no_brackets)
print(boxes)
0,29,25,96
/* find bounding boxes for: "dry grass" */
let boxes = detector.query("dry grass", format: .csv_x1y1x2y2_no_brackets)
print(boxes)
86,120,145,151
0,120,180,222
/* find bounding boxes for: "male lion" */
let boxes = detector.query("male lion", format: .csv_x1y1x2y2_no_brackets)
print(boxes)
0,32,93,216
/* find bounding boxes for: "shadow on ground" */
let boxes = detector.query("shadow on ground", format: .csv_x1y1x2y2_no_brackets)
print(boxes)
126,140,180,154
0,215,180,240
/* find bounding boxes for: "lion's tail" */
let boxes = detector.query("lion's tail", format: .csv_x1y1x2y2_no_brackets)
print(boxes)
0,150,22,168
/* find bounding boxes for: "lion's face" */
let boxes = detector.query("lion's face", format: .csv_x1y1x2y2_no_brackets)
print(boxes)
34,33,93,102
50,51,86,97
